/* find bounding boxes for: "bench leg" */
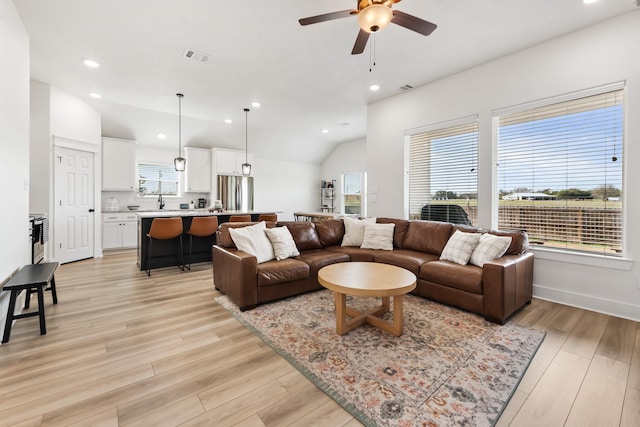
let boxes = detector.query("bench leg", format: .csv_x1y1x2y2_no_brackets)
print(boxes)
37,286,46,335
2,290,19,343
49,275,58,304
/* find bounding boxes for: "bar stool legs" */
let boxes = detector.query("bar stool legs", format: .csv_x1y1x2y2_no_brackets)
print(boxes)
146,217,184,276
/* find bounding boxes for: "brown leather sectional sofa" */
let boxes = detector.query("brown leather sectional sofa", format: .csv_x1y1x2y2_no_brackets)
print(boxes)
212,218,534,324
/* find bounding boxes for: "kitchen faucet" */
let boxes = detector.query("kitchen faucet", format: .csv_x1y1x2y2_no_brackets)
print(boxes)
158,194,165,210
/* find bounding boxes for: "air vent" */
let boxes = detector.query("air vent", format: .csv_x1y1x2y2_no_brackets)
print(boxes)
183,48,210,63
398,84,415,92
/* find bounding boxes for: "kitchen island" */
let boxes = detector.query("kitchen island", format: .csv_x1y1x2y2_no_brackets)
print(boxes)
136,210,277,272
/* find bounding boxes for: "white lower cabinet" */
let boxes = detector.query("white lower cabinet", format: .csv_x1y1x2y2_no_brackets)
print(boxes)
102,213,138,249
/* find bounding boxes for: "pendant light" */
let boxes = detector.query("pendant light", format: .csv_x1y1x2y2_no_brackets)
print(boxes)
174,93,186,172
241,107,252,176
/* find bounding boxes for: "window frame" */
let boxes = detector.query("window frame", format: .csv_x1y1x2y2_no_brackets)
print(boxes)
492,81,626,258
404,115,479,225
137,162,181,197
341,171,367,217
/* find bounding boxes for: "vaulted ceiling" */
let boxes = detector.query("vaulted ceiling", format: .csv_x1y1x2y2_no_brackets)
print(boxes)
14,0,637,164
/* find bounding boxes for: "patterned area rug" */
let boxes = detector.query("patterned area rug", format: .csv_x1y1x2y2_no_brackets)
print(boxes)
216,290,544,427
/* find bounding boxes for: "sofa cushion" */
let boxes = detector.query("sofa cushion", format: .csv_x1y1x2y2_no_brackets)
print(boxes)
489,230,529,255
314,219,345,247
265,226,300,260
374,249,439,276
402,221,454,256
295,249,350,276
217,221,275,248
376,218,410,249
257,258,310,287
361,223,395,251
228,222,275,264
325,245,377,262
420,260,483,294
342,217,377,247
440,230,481,265
469,233,512,267
280,222,323,251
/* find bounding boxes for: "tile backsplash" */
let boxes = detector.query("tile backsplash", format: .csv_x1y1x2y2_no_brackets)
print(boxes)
102,191,211,211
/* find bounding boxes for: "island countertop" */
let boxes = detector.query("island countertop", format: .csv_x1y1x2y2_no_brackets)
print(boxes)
135,209,278,218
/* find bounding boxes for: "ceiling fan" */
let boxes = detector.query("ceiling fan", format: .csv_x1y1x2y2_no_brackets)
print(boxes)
298,0,437,55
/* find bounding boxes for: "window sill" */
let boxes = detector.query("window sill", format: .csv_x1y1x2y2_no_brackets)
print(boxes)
530,246,633,271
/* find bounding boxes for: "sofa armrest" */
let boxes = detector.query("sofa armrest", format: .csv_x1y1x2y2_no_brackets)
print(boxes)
212,245,259,311
481,252,534,324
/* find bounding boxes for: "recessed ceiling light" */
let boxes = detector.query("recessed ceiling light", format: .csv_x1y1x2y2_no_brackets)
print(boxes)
322,129,329,134
583,0,598,3
224,119,232,124
88,92,101,99
157,133,166,140
369,84,380,91
251,102,261,108
83,59,100,68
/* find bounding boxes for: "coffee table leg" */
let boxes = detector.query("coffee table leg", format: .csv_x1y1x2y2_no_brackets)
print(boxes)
392,295,404,336
335,292,347,335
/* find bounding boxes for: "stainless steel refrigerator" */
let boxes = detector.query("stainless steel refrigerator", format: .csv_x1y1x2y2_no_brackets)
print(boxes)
217,175,254,211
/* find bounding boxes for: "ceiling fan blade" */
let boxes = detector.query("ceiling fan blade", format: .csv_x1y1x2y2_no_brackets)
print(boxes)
391,10,437,36
351,29,370,55
299,9,356,26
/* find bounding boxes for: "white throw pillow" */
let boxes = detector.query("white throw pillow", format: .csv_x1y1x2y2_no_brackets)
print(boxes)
265,226,300,261
440,230,482,265
469,233,512,267
228,222,275,264
360,223,395,251
341,217,377,247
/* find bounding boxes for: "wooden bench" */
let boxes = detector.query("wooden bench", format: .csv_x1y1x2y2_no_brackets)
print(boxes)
2,262,58,343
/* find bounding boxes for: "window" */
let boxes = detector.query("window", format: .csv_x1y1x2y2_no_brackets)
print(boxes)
495,84,624,256
137,163,179,196
406,116,478,226
342,172,366,216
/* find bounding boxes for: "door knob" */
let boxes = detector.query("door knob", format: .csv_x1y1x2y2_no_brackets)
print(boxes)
88,209,95,212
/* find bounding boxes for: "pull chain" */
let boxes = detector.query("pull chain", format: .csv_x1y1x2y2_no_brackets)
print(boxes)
369,33,377,72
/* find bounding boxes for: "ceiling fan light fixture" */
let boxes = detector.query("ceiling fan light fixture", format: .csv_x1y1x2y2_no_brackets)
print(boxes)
358,4,393,33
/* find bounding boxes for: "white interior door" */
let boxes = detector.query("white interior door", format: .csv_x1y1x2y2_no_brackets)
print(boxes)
54,146,95,263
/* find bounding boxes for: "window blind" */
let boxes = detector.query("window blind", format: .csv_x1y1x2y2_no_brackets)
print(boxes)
138,163,179,196
496,87,624,256
407,118,478,225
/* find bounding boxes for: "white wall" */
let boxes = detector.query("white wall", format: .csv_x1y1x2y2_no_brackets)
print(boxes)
253,158,321,221
321,138,367,214
0,0,30,341
30,82,103,260
367,10,640,321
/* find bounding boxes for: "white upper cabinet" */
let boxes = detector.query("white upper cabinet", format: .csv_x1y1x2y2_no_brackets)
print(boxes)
102,138,136,191
213,148,253,176
184,147,211,193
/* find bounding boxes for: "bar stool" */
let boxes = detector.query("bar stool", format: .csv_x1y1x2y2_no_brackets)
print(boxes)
229,215,251,222
146,217,184,276
186,216,218,270
258,214,277,222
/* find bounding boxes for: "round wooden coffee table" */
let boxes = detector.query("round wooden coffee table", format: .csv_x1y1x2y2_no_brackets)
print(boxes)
318,262,417,337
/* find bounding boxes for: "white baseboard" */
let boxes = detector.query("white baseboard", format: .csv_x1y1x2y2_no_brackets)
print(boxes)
533,284,640,323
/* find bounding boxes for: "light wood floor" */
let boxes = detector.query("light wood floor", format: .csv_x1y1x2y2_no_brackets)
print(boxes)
0,253,638,426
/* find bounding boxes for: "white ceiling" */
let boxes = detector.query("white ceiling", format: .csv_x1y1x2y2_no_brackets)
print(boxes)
14,0,637,164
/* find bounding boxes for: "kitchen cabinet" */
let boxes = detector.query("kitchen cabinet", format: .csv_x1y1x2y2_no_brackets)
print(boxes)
102,138,137,191
102,212,138,249
184,147,211,193
213,148,253,176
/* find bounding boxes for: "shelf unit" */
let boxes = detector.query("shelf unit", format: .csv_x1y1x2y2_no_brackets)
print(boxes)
320,180,336,213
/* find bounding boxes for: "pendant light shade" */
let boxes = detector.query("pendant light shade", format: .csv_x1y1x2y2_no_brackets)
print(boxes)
174,93,186,172
242,108,252,176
